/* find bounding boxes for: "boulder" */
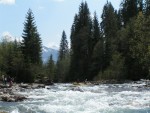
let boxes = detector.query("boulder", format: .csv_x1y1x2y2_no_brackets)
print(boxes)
0,92,3,95
0,111,7,113
14,94,27,102
71,87,84,92
0,84,9,88
38,84,45,88
31,84,45,89
1,94,10,102
0,94,27,102
19,83,29,88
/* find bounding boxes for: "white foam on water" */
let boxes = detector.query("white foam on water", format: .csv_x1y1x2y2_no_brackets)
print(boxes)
11,109,19,113
1,82,150,113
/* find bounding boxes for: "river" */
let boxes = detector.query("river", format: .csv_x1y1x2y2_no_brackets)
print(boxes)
0,81,150,113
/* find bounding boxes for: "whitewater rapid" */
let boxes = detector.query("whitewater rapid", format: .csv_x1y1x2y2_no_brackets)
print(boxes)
0,82,150,113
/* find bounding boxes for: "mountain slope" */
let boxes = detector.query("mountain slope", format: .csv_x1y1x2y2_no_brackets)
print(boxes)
42,46,58,63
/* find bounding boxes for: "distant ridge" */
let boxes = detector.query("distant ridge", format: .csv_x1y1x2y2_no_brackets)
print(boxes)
42,46,59,63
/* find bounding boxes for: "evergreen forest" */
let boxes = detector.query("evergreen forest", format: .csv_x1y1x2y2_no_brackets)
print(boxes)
0,0,150,83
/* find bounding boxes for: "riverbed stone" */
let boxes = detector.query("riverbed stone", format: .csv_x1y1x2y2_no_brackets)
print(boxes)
0,111,7,113
0,82,49,102
0,94,27,102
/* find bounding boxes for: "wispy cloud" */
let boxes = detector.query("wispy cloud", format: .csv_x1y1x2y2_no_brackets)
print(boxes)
0,0,15,5
1,31,14,42
46,42,59,50
1,31,21,42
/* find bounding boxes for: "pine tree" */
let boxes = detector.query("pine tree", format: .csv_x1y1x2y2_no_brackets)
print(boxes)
58,31,69,60
123,12,149,80
101,2,118,69
11,40,26,82
47,54,55,81
89,40,104,80
88,12,103,80
21,9,42,64
98,52,125,80
69,1,93,81
56,31,70,82
20,9,42,82
141,14,150,78
92,12,101,52
117,9,123,29
121,0,138,26
69,14,79,81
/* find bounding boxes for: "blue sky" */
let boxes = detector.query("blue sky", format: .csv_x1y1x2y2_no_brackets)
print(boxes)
0,0,121,49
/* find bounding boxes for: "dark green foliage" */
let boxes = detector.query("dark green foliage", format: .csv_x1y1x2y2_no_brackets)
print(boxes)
21,9,42,64
121,0,138,26
55,31,70,82
89,40,104,80
55,55,70,82
0,40,13,77
58,31,69,61
128,13,146,79
20,9,42,82
69,1,93,81
92,12,101,52
139,14,150,79
101,2,118,69
46,54,55,81
96,52,126,80
9,41,26,82
88,12,103,80
0,39,34,83
116,9,123,29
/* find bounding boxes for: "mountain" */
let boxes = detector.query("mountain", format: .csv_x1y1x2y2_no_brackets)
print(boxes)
42,46,59,63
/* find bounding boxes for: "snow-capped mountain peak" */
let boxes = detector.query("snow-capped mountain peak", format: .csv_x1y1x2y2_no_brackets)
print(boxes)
42,46,59,63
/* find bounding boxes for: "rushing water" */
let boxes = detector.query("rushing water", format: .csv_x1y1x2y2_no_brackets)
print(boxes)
0,81,150,113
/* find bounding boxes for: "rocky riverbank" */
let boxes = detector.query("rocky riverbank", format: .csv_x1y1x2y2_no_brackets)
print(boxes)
0,79,149,102
0,83,46,102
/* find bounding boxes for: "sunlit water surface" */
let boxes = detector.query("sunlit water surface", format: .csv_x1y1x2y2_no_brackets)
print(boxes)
0,82,150,113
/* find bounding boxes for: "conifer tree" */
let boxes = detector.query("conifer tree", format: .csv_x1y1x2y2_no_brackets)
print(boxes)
141,14,150,78
20,9,42,82
58,31,69,60
101,2,118,69
121,0,138,26
69,1,93,81
88,12,103,80
92,12,101,52
47,54,55,81
21,9,42,64
11,40,26,82
56,31,70,82
125,12,148,80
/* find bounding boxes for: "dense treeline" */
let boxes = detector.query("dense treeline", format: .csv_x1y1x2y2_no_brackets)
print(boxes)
0,0,150,83
69,0,150,81
0,9,42,83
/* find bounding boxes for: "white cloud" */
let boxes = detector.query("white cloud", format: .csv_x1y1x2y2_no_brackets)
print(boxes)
1,31,21,42
1,31,14,42
0,0,15,5
46,42,59,50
